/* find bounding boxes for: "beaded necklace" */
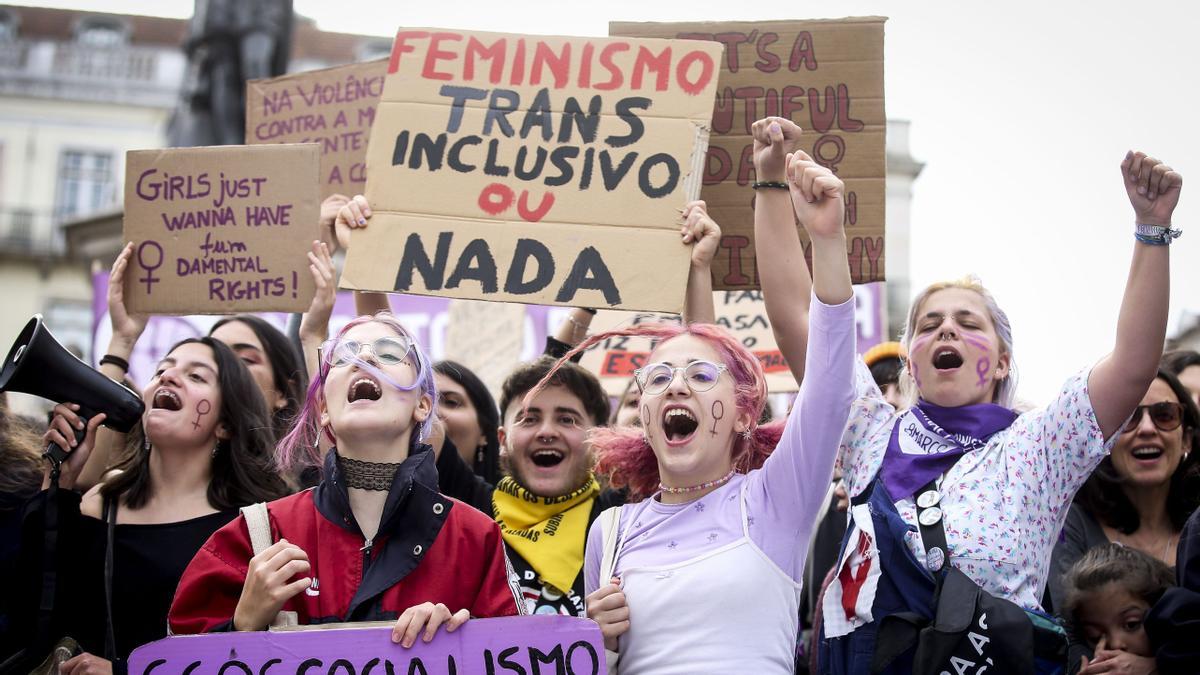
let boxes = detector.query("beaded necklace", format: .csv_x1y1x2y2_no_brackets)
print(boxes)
658,467,738,495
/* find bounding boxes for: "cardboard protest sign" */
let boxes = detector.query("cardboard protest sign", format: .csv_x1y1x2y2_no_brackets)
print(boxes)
611,19,886,290
340,29,724,313
578,290,797,396
443,298,527,396
127,616,606,675
579,285,889,397
246,60,388,198
123,144,320,314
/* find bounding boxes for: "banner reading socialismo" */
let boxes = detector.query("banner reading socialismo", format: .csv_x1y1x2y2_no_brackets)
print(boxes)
341,29,724,313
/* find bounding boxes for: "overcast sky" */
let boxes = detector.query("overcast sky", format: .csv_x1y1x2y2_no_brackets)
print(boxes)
16,0,1199,403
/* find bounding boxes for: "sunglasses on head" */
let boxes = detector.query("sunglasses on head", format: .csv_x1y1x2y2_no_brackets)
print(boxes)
1121,401,1185,434
320,336,415,369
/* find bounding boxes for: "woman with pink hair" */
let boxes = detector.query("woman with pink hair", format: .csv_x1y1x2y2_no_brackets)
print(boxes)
169,313,521,641
560,117,857,674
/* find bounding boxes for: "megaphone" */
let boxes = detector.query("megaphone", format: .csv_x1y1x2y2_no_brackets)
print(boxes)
0,315,145,466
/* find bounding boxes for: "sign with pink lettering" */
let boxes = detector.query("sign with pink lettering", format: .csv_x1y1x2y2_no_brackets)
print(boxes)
611,19,887,290
122,144,321,314
246,60,388,198
127,617,605,675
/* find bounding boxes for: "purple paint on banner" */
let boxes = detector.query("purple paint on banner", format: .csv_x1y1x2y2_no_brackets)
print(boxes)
127,616,605,675
137,241,164,294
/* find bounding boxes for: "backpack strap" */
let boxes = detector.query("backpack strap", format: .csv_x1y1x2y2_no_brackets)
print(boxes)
238,502,299,629
240,502,273,556
597,505,623,584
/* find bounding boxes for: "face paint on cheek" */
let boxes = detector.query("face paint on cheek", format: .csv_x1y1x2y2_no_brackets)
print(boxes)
192,399,212,431
961,333,992,353
710,400,725,436
976,357,991,388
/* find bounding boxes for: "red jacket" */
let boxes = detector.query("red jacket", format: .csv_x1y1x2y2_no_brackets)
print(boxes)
169,448,521,633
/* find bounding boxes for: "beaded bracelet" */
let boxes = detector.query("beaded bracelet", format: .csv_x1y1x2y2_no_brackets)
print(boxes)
1134,223,1183,246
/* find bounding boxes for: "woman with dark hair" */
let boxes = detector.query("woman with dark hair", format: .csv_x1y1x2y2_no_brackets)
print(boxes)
78,241,328,490
12,337,289,674
210,314,307,441
433,360,502,485
1161,349,1200,406
1049,369,1200,607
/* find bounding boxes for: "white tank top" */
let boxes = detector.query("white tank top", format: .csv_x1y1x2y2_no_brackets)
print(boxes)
614,483,802,674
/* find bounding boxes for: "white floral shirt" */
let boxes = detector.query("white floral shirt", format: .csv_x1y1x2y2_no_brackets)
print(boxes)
836,361,1116,610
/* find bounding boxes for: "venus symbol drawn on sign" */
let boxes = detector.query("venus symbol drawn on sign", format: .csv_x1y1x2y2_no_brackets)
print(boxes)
192,399,211,431
710,400,724,436
136,240,164,294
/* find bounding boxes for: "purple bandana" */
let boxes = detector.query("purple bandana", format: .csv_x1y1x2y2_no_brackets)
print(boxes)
882,400,1018,500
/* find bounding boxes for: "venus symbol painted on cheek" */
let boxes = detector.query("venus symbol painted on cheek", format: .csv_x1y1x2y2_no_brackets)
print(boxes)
975,357,990,388
710,400,725,436
192,399,211,431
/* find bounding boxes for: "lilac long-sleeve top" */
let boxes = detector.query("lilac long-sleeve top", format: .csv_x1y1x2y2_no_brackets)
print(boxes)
585,294,857,592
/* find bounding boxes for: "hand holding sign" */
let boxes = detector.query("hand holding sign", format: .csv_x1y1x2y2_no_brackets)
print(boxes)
233,538,312,631
319,193,351,251
787,150,846,241
391,602,469,648
335,194,372,252
751,117,803,183
108,242,149,349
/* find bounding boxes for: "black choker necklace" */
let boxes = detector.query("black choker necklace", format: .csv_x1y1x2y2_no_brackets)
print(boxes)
338,455,402,491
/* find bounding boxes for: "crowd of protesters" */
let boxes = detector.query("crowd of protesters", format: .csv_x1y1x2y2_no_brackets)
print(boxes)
0,114,1195,675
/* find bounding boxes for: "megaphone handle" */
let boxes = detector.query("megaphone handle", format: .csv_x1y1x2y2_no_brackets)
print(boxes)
43,423,87,474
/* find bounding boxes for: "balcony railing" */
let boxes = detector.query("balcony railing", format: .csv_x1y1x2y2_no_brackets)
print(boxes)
0,207,67,257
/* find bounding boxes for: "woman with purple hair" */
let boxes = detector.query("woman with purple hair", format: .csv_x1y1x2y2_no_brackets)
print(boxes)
169,313,521,641
530,117,857,674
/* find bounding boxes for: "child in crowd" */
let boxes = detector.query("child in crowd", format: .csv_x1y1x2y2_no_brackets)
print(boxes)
1061,543,1174,675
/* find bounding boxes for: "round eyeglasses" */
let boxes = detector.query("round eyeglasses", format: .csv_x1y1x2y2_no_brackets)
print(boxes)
1121,402,1185,434
634,360,728,395
320,336,414,369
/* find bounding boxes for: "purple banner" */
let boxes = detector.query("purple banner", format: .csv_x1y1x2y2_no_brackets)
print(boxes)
91,273,885,388
128,616,604,675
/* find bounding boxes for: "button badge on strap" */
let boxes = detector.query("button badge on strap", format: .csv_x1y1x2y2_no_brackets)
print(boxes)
916,489,941,509
918,506,943,527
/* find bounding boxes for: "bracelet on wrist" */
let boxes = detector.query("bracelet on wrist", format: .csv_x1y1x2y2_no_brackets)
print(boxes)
99,354,130,372
580,308,597,315
1134,223,1182,246
751,181,789,190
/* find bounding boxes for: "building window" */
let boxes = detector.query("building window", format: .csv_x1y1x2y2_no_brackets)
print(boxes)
53,150,114,223
0,9,18,42
75,16,129,48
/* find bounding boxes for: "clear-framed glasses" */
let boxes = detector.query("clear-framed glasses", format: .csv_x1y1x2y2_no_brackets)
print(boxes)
1121,402,1185,434
634,360,727,395
320,336,414,369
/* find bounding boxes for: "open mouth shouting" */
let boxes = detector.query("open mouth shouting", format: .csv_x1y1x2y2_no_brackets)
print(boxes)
932,346,964,371
347,374,383,403
662,405,699,446
530,448,565,468
151,388,182,411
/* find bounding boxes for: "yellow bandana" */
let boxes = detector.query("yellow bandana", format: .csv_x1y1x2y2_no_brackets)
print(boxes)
492,474,599,593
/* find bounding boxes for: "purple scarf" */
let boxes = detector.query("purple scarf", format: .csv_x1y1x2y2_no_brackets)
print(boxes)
882,400,1018,500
